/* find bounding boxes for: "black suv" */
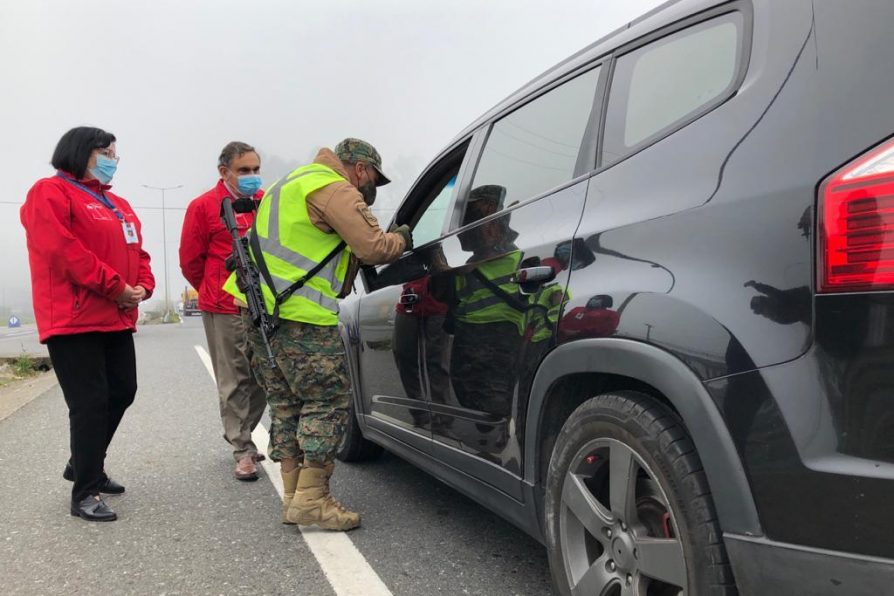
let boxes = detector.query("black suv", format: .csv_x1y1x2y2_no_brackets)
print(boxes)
337,1,894,593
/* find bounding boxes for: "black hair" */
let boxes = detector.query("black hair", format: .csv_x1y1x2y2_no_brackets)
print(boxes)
51,127,116,179
218,141,257,169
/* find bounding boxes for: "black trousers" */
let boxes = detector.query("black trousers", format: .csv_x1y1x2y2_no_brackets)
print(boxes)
46,331,137,502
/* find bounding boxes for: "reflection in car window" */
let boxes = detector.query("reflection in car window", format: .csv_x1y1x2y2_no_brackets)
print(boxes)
467,66,601,215
412,174,457,247
603,13,742,160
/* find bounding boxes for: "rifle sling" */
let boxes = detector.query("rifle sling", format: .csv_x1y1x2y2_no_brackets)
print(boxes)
471,268,546,313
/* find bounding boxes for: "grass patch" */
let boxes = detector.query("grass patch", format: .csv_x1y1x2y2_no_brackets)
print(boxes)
13,353,37,378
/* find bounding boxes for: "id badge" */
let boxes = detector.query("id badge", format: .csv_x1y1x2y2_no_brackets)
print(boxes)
122,222,139,244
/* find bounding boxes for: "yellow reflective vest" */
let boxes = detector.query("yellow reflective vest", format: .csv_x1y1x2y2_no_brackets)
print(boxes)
223,164,352,326
527,283,566,343
454,251,526,335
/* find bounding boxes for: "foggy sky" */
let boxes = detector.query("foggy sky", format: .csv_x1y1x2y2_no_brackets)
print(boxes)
1,0,663,314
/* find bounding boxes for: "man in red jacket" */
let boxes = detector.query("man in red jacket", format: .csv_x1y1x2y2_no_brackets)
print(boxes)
179,141,266,481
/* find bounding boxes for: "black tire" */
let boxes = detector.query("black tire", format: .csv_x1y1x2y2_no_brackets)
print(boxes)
337,404,384,462
545,391,736,596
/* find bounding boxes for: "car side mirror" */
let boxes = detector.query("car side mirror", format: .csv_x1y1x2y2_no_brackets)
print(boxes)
586,294,613,310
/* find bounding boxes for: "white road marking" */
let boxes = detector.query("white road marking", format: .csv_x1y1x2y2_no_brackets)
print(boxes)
1,329,36,338
194,344,215,378
193,345,393,596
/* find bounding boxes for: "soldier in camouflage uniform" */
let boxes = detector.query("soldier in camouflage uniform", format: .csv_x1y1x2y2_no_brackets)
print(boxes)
243,316,350,466
226,139,411,531
448,186,526,446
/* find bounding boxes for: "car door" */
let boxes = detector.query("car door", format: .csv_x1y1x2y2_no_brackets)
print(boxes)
356,139,476,452
415,62,606,500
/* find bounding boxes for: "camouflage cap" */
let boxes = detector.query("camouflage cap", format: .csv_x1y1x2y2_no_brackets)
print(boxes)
462,184,508,225
468,184,507,206
335,138,391,186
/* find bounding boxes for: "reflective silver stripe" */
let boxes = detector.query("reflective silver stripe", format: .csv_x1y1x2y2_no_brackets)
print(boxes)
488,274,517,288
456,272,517,299
257,166,346,298
255,236,343,291
256,235,320,271
324,249,346,286
266,167,334,245
456,294,515,315
261,270,339,312
457,280,517,300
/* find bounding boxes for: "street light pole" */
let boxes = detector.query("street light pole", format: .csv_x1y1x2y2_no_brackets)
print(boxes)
142,183,183,322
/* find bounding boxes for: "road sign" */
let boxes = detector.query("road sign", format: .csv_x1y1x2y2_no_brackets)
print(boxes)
8,315,21,328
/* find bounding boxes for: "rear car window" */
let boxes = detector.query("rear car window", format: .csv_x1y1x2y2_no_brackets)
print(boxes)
603,13,743,163
466,66,601,214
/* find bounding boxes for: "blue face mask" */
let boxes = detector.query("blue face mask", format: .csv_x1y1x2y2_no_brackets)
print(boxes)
90,154,118,184
236,174,262,197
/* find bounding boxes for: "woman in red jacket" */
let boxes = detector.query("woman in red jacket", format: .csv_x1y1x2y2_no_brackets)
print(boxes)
20,127,154,522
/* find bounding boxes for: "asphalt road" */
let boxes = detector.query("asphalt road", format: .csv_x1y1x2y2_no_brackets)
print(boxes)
0,316,554,596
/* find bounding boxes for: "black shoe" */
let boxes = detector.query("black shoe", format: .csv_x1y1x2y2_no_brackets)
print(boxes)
100,477,125,494
63,463,126,494
70,495,117,522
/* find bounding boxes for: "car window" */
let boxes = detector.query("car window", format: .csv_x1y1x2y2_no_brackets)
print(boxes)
412,174,456,246
603,13,743,162
397,139,468,248
462,66,601,225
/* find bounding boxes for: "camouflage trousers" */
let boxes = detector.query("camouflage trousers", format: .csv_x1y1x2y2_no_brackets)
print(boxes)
450,320,522,418
242,312,351,466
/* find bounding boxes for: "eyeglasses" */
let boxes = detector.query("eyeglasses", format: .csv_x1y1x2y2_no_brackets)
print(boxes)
96,148,120,162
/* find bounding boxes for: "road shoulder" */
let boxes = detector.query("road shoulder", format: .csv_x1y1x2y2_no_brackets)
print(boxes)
0,372,58,422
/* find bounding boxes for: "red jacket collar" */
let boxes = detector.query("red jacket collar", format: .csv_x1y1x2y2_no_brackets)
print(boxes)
214,179,264,201
56,170,113,191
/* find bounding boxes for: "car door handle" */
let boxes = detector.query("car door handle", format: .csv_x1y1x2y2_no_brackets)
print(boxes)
515,266,556,285
400,292,419,305
399,291,419,313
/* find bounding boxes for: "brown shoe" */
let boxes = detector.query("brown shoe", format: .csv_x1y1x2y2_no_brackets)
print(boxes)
235,456,258,481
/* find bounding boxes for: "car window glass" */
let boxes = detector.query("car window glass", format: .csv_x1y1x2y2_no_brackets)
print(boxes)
412,174,456,246
463,66,601,225
603,14,742,162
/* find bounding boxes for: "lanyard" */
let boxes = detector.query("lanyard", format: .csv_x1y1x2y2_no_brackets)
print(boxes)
56,173,124,221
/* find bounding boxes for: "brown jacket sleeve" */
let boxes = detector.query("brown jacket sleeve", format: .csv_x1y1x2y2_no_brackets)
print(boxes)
307,181,406,265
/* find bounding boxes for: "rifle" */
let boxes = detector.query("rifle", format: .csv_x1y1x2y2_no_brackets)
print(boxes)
220,197,276,366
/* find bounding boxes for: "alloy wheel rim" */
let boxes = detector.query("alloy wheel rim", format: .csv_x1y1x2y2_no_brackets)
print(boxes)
559,437,687,596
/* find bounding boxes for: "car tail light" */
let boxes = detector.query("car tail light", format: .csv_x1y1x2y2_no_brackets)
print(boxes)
819,136,894,293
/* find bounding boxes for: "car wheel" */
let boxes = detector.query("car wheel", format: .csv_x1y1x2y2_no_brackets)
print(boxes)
337,404,383,462
545,391,736,596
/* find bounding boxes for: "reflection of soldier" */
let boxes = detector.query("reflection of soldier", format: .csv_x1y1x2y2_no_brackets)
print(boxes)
516,256,568,443
392,275,450,413
723,215,813,461
450,185,525,422
744,280,811,326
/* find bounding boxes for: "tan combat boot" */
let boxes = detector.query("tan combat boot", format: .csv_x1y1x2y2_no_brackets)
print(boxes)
281,467,301,525
285,464,360,531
